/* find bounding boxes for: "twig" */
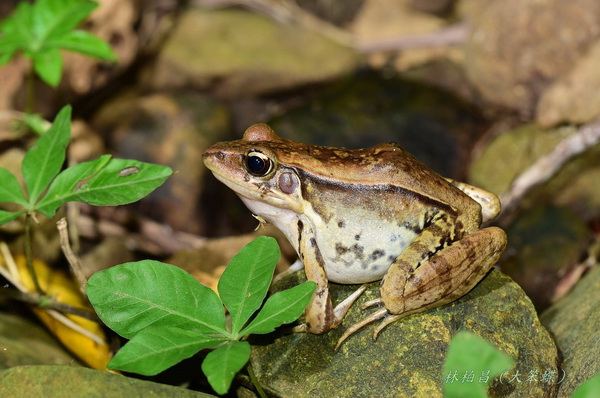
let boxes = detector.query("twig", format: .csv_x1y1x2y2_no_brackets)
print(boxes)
498,120,600,218
57,218,88,296
356,22,469,54
0,288,99,321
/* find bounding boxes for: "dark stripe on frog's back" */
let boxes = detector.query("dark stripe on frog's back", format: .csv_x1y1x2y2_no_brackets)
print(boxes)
296,169,457,224
274,141,472,212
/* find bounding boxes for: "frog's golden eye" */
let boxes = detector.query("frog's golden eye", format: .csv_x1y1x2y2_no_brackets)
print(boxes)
245,151,273,176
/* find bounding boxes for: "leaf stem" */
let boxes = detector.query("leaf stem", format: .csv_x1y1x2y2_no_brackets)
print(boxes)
24,213,43,293
247,360,267,398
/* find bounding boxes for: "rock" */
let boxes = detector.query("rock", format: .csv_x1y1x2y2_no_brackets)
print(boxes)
537,39,600,127
0,365,213,397
501,205,590,311
91,91,231,235
249,269,559,397
149,7,359,98
541,267,600,398
268,70,488,178
464,0,600,114
0,311,80,368
468,123,600,219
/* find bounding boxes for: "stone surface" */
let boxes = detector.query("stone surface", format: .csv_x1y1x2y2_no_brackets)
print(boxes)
537,39,600,127
464,0,600,114
268,70,488,178
149,7,359,98
0,311,80,369
541,267,600,398
91,91,231,235
502,205,590,311
469,123,600,220
250,269,559,398
0,365,213,397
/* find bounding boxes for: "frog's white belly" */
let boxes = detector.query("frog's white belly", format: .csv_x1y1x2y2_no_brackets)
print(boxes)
318,218,418,284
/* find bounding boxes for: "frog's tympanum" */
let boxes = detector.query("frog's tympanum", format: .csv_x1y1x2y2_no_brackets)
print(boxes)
203,124,507,348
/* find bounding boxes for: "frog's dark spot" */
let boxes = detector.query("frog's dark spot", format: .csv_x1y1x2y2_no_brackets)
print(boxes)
388,255,397,263
370,249,385,261
335,243,365,262
310,238,317,248
337,220,345,228
372,265,379,271
335,243,349,255
354,234,361,241
401,221,421,234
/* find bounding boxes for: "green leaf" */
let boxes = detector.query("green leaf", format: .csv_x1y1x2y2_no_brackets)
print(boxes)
35,155,112,217
572,373,600,398
218,236,280,336
240,281,315,336
443,331,515,398
0,3,33,48
50,30,116,61
86,260,227,339
0,168,27,206
108,326,226,376
65,158,172,206
0,209,24,224
21,105,71,204
34,0,98,39
32,47,63,86
0,0,112,84
201,341,251,395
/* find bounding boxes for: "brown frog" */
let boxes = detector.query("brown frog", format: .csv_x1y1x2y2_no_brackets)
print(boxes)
203,124,507,347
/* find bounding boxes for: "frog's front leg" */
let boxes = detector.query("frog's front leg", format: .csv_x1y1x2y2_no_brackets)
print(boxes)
337,221,506,346
293,234,366,334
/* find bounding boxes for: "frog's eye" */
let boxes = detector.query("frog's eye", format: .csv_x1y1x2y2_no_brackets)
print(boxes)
245,151,273,176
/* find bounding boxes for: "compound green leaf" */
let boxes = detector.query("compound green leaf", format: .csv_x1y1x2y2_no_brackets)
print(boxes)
22,105,71,204
240,281,315,336
50,30,116,61
86,260,227,339
35,155,111,217
201,341,251,395
218,236,280,336
0,209,24,224
32,46,62,86
443,331,515,398
0,167,27,206
68,158,172,206
109,326,226,376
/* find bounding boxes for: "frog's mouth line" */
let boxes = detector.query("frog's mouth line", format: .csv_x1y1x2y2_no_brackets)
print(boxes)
208,168,289,207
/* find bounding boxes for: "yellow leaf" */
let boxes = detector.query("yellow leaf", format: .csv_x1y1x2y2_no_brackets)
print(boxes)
13,255,112,370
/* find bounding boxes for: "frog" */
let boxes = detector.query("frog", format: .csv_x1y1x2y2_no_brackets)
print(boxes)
203,124,507,348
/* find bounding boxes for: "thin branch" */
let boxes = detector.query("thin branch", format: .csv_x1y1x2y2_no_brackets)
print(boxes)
499,120,600,218
356,23,469,54
0,288,99,322
57,218,88,296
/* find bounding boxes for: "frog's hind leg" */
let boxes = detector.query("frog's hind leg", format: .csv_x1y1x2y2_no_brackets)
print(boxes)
381,226,507,320
335,307,388,350
336,226,506,348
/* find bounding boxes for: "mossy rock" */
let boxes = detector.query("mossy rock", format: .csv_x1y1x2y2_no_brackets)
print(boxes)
541,267,600,397
249,270,558,397
0,366,213,397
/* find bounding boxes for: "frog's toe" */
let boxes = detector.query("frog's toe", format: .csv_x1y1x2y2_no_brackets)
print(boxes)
292,323,307,333
335,308,388,350
372,313,402,339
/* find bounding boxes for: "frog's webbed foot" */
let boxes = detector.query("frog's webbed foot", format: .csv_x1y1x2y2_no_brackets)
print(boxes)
334,298,404,350
293,284,367,334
